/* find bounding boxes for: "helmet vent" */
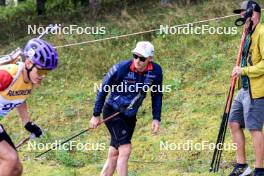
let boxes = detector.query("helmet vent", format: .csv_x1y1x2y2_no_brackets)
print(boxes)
44,47,49,57
39,52,45,64
45,58,50,67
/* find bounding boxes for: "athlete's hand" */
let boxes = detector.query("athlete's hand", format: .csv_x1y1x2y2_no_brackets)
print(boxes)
24,121,43,138
151,120,160,134
89,116,101,129
232,66,242,78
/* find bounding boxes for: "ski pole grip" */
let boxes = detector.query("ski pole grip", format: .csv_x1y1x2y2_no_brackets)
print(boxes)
235,18,246,26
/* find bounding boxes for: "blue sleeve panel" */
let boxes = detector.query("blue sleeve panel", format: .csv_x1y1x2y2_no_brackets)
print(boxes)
151,63,163,121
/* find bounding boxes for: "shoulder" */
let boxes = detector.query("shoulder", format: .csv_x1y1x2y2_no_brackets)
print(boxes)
0,69,14,91
259,23,264,30
106,60,132,79
112,60,132,72
257,23,264,36
115,60,132,68
0,64,19,78
151,62,163,74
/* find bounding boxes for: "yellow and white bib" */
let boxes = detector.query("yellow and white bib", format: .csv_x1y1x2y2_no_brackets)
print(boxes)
0,62,32,118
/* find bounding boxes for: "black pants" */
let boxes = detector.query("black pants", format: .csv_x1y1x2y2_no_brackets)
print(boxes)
0,124,16,150
103,104,136,149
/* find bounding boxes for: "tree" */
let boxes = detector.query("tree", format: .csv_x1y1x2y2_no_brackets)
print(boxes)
89,0,101,16
36,0,46,16
0,0,5,6
186,0,200,5
160,0,171,7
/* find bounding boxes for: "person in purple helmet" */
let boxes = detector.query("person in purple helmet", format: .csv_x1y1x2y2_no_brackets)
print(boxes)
0,38,58,176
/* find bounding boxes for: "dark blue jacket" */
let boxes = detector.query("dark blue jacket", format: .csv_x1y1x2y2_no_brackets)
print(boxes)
93,59,163,121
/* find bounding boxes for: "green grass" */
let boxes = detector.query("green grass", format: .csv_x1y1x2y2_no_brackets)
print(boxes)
0,0,264,175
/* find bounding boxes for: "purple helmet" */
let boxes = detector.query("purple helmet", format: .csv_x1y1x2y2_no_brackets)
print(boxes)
24,38,58,70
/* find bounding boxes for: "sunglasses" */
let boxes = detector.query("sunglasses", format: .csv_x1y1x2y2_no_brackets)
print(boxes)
133,54,147,62
33,65,49,76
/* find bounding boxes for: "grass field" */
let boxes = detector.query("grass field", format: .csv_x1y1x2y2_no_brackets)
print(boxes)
0,0,263,175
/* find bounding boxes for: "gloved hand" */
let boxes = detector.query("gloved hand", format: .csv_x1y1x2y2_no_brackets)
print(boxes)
24,121,43,138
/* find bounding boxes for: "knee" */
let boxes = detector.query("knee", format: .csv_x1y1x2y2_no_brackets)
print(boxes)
7,154,23,175
14,161,23,176
229,122,241,131
118,145,132,160
249,130,263,137
109,151,119,162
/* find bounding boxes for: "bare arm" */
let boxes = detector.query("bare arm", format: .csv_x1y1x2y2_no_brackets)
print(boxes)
16,102,30,126
16,102,43,137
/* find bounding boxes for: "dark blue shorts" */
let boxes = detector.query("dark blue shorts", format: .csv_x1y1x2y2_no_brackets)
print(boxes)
103,104,136,149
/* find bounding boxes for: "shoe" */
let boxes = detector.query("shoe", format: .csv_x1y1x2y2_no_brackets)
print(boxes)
229,163,252,176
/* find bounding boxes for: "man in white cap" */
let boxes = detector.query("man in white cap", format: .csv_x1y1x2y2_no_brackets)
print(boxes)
90,41,163,176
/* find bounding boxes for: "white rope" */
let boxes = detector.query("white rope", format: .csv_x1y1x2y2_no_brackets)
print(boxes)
1,9,264,55
54,13,241,49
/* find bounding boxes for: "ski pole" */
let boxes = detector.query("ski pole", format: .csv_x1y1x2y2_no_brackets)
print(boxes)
16,133,35,149
35,111,120,158
35,92,143,158
37,24,58,39
209,19,253,172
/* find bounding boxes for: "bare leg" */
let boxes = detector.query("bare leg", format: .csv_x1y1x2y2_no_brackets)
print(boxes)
100,146,119,176
250,130,264,168
116,144,132,176
0,141,23,176
229,122,246,164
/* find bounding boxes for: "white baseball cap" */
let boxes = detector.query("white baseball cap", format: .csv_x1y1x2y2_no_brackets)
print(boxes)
132,41,154,58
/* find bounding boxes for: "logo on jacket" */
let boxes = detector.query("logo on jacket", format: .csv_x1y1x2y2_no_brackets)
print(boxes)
126,72,136,80
7,89,32,96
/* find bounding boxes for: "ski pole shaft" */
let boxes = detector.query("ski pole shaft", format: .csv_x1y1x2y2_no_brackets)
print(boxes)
16,134,35,149
35,111,120,158
35,91,142,158
210,20,252,172
225,25,249,113
35,128,89,158
16,137,30,149
37,24,58,39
